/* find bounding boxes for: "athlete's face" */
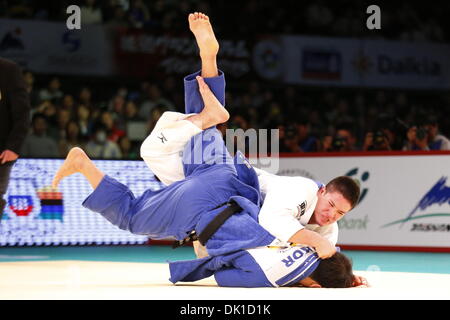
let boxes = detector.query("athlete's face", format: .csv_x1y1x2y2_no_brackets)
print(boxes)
311,188,352,226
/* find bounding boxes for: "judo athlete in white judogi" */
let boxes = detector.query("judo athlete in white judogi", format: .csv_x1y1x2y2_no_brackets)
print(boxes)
51,71,355,288
51,13,359,288
141,13,365,288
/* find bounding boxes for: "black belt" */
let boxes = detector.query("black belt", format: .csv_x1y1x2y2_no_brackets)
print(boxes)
172,201,242,249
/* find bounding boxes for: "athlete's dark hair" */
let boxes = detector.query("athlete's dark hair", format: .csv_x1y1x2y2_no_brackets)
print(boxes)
326,176,361,209
309,252,354,288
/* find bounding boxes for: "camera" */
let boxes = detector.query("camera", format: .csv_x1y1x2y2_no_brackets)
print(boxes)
416,127,429,140
372,130,386,148
331,135,347,151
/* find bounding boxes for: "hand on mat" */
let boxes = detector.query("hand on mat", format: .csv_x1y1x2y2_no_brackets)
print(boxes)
352,275,370,288
0,149,18,164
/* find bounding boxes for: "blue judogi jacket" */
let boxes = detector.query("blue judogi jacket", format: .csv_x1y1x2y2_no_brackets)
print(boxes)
82,71,275,258
169,245,321,287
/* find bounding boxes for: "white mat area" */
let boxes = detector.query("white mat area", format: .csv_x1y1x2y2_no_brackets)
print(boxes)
1,261,449,300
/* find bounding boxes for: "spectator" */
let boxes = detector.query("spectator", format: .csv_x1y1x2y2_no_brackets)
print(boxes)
23,70,40,108
99,110,125,143
330,122,358,152
279,124,302,153
118,135,138,159
297,119,320,152
50,108,72,142
59,121,84,157
78,87,93,110
38,77,63,103
138,84,174,120
109,94,126,122
85,124,122,159
21,113,59,158
404,115,450,151
76,104,93,141
320,135,334,152
124,100,142,121
147,105,170,134
363,115,401,152
37,100,58,129
61,94,76,111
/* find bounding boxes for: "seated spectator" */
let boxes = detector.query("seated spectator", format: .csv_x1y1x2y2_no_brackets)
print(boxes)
320,135,334,152
76,104,93,142
363,114,405,151
330,122,358,152
99,110,125,142
49,109,72,142
38,77,63,103
297,119,320,152
138,84,174,120
118,135,138,160
23,70,40,108
61,94,76,111
59,121,85,157
404,115,450,151
109,94,126,121
34,100,58,130
85,124,122,159
21,113,59,158
78,87,94,110
124,100,142,121
279,124,302,153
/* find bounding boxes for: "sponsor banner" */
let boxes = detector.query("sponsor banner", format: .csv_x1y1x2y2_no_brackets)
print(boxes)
113,28,252,79
274,35,450,89
0,19,114,75
0,159,155,246
269,154,450,248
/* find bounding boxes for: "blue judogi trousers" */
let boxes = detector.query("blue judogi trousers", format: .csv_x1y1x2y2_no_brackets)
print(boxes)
82,71,275,258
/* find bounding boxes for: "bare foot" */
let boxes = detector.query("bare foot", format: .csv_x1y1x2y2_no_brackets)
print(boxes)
188,12,219,58
197,76,229,125
52,147,87,188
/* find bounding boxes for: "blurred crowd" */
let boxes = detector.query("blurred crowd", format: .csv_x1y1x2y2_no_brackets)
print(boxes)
2,0,449,159
1,0,448,42
19,69,450,159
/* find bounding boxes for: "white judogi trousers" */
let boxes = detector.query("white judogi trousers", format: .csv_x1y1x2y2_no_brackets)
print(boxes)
140,111,209,257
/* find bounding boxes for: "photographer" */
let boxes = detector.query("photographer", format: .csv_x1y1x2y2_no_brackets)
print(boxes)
362,114,404,151
280,124,302,153
331,123,357,152
403,115,450,151
363,130,391,151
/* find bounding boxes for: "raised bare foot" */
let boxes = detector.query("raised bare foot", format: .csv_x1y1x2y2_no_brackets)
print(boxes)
188,12,219,58
52,147,88,188
197,75,229,125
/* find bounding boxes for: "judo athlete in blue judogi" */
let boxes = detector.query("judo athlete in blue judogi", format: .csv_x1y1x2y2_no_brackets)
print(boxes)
51,12,355,288
143,72,353,288
51,71,354,288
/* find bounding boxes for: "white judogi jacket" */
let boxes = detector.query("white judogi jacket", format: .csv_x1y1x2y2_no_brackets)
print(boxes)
254,167,339,246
